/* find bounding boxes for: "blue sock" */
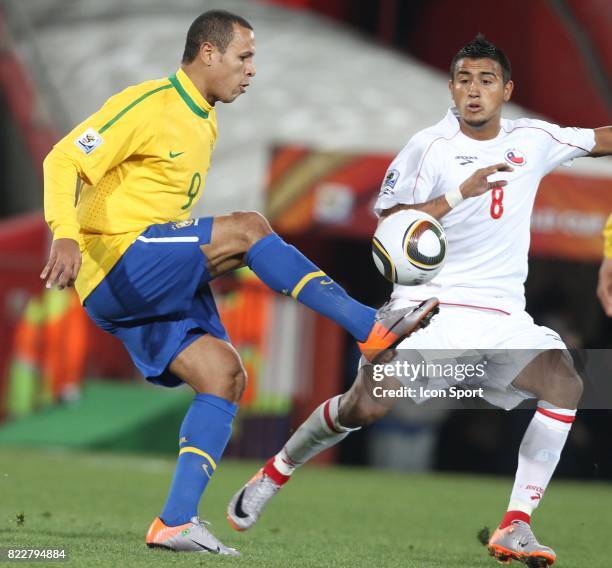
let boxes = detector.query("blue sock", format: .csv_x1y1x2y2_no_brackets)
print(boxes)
245,233,375,341
160,393,237,526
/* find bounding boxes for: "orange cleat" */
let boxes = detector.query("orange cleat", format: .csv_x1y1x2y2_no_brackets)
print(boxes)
146,515,239,555
358,298,440,363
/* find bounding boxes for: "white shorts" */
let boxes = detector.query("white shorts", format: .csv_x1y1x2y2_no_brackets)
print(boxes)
361,301,568,410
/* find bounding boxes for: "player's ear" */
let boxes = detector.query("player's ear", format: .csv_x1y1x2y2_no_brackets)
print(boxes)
503,80,514,102
199,41,215,66
448,79,456,103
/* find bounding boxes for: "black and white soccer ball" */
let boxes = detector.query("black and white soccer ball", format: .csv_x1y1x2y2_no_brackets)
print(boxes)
371,209,447,285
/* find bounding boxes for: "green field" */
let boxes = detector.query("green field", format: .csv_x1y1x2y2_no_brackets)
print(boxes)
1,449,610,567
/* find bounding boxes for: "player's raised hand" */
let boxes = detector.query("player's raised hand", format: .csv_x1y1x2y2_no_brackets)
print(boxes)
40,238,82,290
459,163,513,198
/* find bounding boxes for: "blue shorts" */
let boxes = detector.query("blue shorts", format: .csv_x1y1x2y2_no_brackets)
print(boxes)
84,218,229,387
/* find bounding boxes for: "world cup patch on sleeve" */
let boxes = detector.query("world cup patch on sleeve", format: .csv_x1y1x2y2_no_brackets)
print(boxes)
75,127,103,154
381,168,400,195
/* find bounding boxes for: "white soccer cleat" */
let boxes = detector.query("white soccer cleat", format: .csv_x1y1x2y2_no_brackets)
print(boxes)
227,468,282,531
488,520,556,566
146,515,239,555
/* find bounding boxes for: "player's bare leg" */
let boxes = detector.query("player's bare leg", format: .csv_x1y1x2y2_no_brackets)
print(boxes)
169,335,247,401
146,336,246,554
199,211,272,278
227,365,402,531
201,212,440,362
488,350,582,566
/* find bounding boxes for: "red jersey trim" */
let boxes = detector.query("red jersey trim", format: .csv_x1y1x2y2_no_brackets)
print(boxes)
411,129,460,202
503,125,592,154
405,299,511,315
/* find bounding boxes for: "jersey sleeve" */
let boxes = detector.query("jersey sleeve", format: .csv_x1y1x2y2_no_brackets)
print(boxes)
374,135,438,216
527,119,596,174
43,88,157,241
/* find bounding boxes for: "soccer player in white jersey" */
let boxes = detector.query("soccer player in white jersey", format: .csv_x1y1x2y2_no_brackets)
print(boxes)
227,35,612,566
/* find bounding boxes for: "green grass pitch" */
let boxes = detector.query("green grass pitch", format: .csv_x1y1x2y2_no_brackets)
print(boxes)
1,448,610,567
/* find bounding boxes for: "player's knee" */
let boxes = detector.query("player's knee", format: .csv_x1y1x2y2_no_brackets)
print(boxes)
354,403,388,426
190,365,247,403
339,394,387,428
535,354,583,406
229,211,273,247
549,371,583,402
231,367,248,402
216,359,248,403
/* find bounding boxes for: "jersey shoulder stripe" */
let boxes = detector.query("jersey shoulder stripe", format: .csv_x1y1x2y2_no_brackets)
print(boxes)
502,118,592,153
99,82,173,134
397,110,461,165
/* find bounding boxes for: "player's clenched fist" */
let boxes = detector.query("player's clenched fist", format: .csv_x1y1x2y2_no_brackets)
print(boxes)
40,238,82,290
459,162,513,199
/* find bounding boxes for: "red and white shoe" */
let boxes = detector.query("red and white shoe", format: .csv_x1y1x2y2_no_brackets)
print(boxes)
227,458,288,531
488,520,556,566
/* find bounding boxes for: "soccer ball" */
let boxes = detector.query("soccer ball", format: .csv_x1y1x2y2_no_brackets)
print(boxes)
371,209,447,285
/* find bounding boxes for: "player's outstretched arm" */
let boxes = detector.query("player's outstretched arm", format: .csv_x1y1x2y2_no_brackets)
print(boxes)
379,194,454,220
380,163,513,220
590,126,612,157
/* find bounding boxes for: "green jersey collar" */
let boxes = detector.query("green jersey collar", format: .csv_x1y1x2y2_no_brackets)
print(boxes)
169,69,211,119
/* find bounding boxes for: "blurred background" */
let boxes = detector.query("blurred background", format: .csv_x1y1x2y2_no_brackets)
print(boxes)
0,0,611,480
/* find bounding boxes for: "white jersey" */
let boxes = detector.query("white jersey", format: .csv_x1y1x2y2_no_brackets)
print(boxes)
375,108,596,314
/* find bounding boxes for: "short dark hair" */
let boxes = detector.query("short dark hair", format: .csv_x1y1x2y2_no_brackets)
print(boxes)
182,10,253,63
450,34,512,84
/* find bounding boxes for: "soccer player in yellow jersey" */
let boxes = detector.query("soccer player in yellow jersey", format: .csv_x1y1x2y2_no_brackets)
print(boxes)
598,213,612,316
41,10,438,555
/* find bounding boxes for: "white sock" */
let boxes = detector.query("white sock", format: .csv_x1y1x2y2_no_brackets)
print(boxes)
507,401,575,516
272,395,359,476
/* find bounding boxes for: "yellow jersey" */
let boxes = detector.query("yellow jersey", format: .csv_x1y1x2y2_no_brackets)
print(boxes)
43,68,217,301
605,213,612,259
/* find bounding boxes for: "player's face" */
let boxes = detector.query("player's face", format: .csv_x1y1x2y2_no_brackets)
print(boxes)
449,58,513,130
209,24,256,103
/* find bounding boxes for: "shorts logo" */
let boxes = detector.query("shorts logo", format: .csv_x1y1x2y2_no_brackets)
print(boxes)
381,169,400,195
172,219,194,230
75,127,103,154
504,148,526,166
